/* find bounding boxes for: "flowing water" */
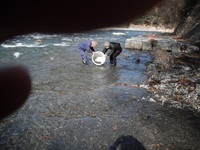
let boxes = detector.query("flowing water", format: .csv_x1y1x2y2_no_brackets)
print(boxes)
0,29,199,150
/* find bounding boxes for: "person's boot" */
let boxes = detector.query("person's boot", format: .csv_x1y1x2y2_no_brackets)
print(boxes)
113,60,116,66
82,59,87,65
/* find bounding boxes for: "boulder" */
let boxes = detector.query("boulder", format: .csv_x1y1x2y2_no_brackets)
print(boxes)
125,35,199,55
125,39,142,50
171,42,181,53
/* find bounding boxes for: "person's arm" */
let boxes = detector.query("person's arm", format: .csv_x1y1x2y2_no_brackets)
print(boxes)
102,47,108,54
90,47,95,52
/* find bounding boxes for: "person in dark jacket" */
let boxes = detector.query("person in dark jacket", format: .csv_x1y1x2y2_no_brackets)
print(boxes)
102,42,122,66
77,40,97,64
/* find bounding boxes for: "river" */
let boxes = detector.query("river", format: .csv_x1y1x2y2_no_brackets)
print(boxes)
0,29,199,150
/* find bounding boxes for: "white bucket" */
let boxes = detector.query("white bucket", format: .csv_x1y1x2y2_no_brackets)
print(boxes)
92,51,106,65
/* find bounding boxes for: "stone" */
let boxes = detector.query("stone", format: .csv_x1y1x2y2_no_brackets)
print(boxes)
186,44,200,53
171,42,181,53
196,84,200,95
125,39,142,49
154,41,172,51
142,42,153,50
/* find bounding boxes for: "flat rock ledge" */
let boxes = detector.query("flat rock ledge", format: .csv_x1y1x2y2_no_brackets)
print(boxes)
125,35,199,54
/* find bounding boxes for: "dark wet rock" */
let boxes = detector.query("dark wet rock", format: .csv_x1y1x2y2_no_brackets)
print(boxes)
196,84,200,95
171,42,182,53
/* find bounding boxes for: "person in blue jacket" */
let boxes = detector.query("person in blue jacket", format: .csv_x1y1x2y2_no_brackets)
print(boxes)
77,40,97,64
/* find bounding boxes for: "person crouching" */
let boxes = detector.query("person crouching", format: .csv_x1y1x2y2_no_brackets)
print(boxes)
102,42,122,66
77,40,97,65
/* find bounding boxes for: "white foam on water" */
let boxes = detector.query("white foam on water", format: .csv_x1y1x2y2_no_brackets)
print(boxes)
96,37,106,40
1,43,47,48
110,38,118,40
30,34,58,39
112,32,126,36
61,38,73,41
53,42,70,46
13,52,22,58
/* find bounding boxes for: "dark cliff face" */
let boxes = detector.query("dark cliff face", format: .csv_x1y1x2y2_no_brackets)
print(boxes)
174,0,200,44
131,0,200,45
131,0,184,29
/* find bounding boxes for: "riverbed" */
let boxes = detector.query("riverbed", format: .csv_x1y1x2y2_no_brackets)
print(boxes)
0,29,199,150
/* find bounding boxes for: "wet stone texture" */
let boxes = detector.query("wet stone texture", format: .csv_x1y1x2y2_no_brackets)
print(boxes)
0,30,200,150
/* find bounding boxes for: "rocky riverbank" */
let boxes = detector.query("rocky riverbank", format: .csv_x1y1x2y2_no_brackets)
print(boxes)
127,32,200,113
99,24,174,33
101,25,200,123
142,51,200,112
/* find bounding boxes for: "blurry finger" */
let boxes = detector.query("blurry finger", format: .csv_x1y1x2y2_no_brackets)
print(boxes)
0,0,163,38
0,66,31,119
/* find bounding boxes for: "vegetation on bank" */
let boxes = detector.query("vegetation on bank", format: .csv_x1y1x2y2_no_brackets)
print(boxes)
123,0,200,45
